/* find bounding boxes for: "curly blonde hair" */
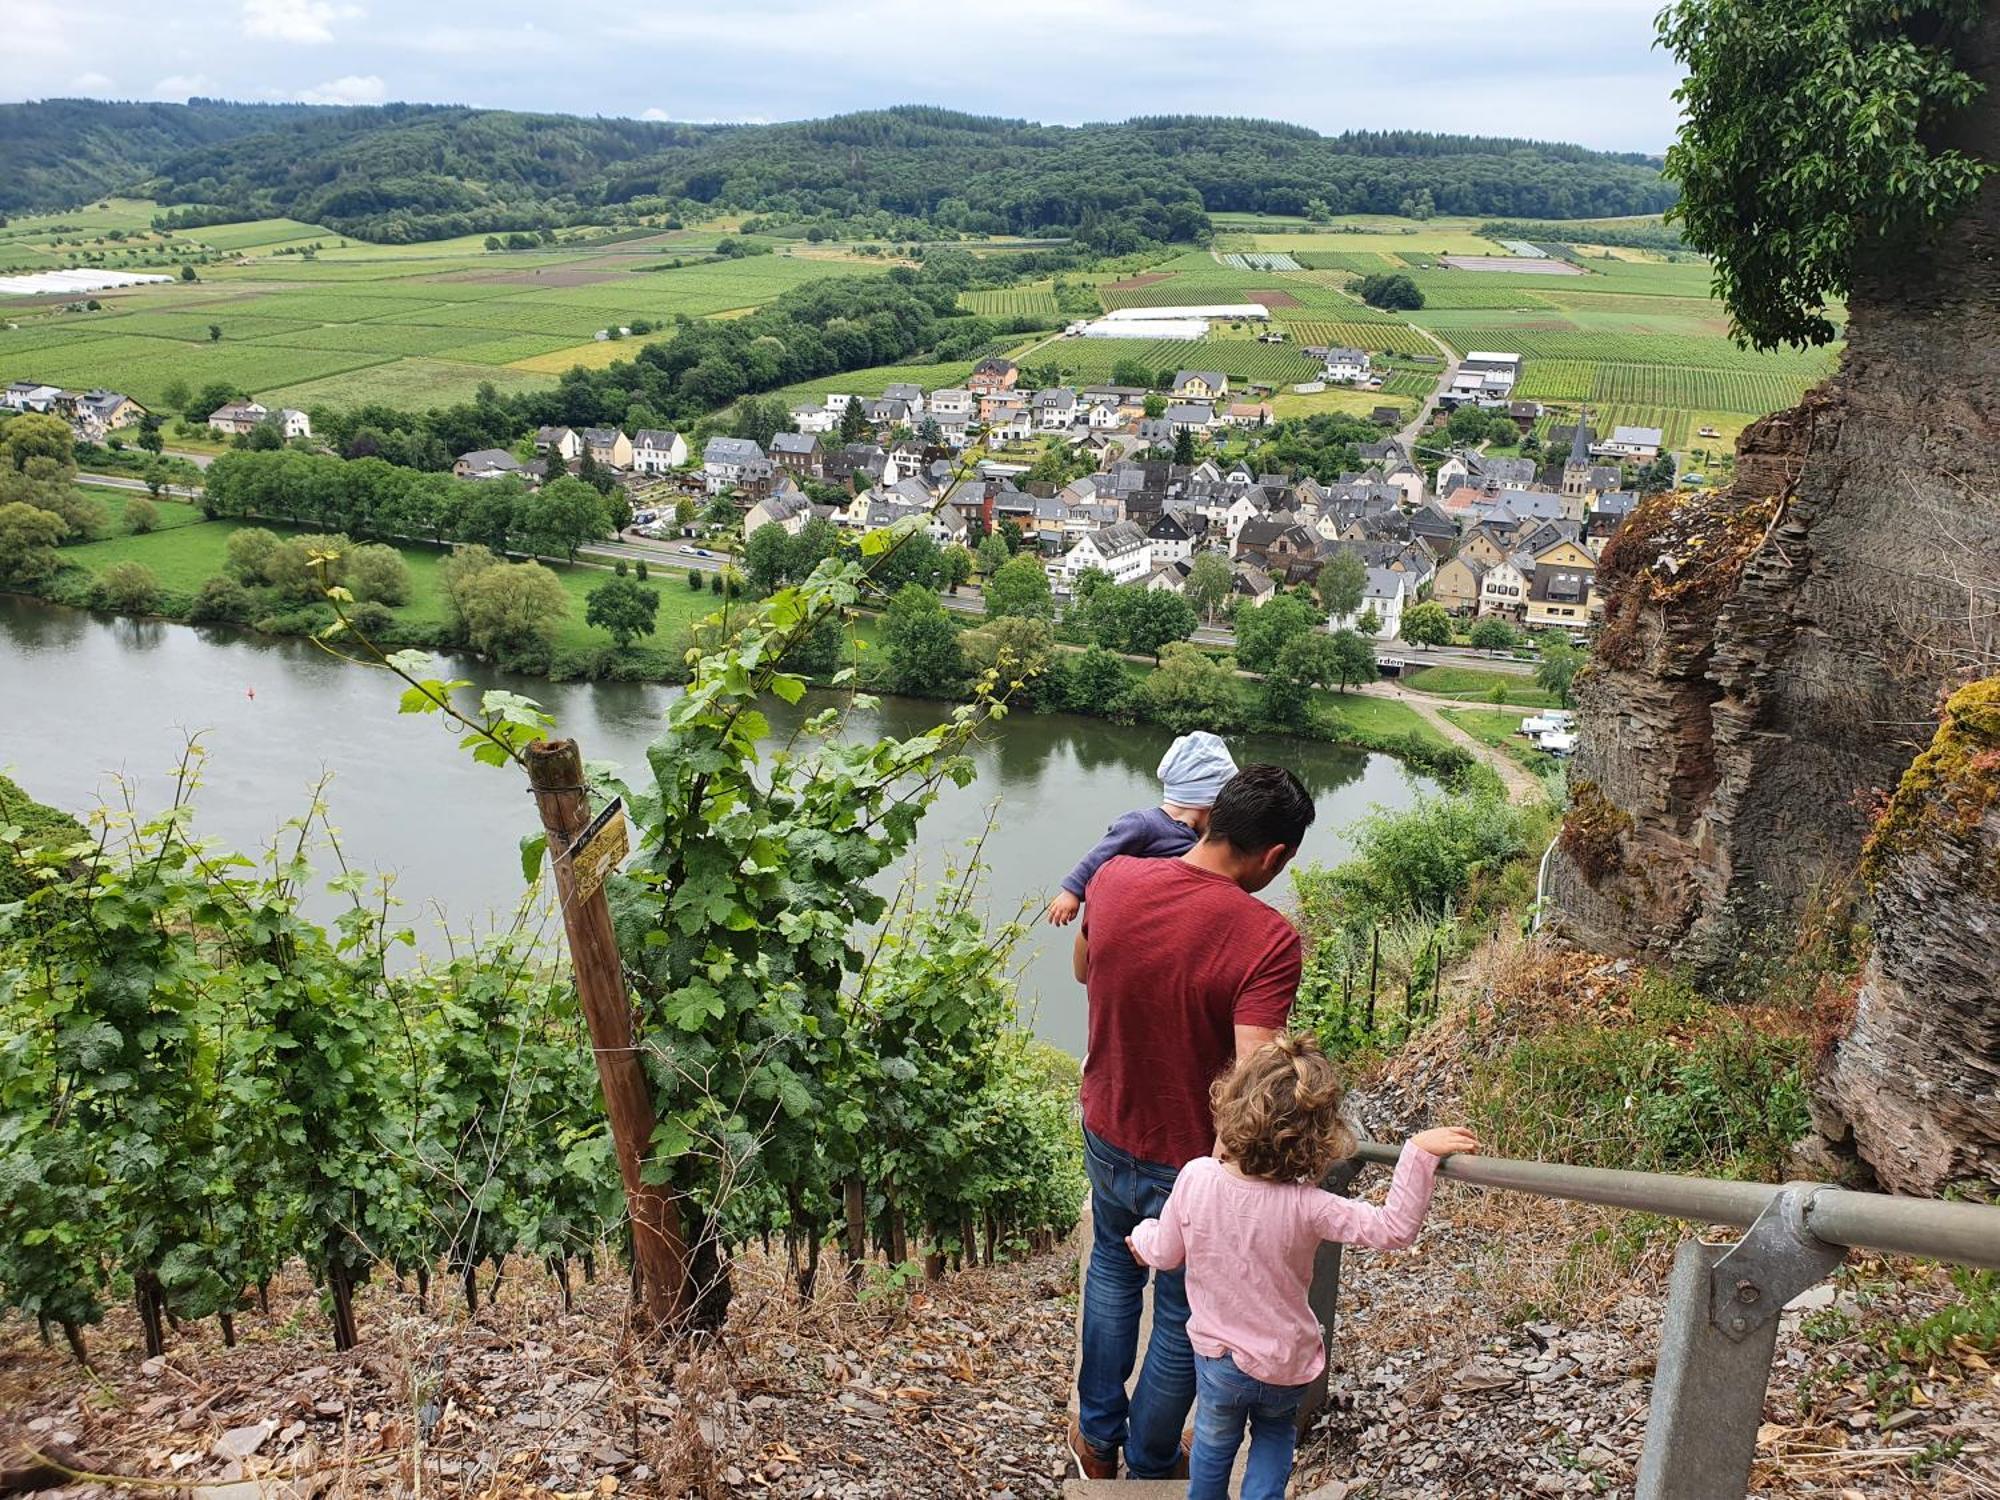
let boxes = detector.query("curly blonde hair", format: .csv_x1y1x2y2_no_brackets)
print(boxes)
1211,1033,1357,1183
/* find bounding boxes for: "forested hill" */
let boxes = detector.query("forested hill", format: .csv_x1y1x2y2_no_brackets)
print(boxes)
0,98,334,215
0,99,1675,244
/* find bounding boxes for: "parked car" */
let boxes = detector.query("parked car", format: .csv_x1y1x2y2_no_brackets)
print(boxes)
1537,729,1578,757
682,546,715,558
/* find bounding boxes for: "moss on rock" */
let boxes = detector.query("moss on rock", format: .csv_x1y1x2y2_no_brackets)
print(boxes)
1860,677,2000,888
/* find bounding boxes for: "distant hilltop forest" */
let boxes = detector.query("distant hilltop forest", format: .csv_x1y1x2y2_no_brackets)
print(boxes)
0,99,1676,247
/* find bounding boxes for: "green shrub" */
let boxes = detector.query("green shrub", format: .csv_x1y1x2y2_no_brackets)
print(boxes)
188,574,253,625
1465,975,1812,1177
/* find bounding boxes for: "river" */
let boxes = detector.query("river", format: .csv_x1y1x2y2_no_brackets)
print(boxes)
0,596,1433,1054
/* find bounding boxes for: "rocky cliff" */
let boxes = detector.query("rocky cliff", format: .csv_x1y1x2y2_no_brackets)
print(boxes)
1816,680,2000,1198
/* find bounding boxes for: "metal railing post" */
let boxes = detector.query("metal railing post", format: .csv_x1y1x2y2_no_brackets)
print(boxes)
1297,1153,1363,1435
1635,1187,1844,1500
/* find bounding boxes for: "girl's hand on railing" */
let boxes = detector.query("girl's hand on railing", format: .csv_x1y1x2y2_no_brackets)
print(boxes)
1410,1127,1482,1159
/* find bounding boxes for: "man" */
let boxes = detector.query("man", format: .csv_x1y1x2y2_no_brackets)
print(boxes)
1069,763,1316,1480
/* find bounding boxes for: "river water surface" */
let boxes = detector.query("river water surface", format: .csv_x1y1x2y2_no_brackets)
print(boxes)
0,597,1433,1053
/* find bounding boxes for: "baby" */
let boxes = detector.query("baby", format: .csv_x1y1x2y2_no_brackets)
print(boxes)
1044,730,1239,926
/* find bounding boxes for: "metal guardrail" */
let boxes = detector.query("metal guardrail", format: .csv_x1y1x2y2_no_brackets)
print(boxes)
1333,1141,2000,1500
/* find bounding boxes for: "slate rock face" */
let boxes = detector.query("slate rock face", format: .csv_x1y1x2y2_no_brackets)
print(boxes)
1816,681,2000,1199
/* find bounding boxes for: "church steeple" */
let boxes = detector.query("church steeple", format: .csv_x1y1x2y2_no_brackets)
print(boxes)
1568,404,1592,467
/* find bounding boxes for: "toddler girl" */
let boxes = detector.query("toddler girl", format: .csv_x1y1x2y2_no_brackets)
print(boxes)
1127,1034,1479,1499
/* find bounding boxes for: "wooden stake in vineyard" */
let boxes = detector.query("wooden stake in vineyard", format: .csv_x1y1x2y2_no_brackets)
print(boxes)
525,738,688,1333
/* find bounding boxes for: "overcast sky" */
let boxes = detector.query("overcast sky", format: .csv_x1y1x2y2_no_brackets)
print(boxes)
7,0,1684,154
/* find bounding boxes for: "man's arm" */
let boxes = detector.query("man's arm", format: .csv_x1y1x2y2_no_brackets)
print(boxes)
1072,925,1090,983
1234,1023,1279,1060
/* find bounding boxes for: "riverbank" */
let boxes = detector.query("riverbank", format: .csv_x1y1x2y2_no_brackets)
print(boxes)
14,502,1513,792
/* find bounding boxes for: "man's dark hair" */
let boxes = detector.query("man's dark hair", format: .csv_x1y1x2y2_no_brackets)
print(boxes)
1204,764,1315,855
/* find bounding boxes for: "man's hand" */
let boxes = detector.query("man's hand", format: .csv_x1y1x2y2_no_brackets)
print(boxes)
1410,1127,1481,1159
1046,890,1082,926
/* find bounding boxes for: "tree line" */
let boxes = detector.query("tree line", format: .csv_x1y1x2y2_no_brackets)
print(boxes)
6,99,1675,240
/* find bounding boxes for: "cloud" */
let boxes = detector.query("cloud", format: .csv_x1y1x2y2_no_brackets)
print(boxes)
242,0,363,45
70,71,117,91
639,107,672,122
298,73,386,105
152,74,212,99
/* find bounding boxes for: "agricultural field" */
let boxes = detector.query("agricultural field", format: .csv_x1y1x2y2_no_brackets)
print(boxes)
0,205,903,413
1032,337,1321,387
1281,320,1439,357
958,286,1061,321
774,359,982,401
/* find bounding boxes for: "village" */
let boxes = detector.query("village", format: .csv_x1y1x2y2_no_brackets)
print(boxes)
3,316,1658,687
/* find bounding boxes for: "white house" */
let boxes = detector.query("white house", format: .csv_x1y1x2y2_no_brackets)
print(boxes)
534,426,583,461
702,435,765,495
1035,387,1078,429
926,388,974,421
633,429,687,473
275,407,312,440
2,382,62,414
1061,519,1152,588
1166,402,1215,436
791,402,838,435
1446,351,1523,407
1330,568,1408,640
208,400,269,436
1321,346,1372,384
994,408,1036,443
745,490,813,537
1478,554,1532,619
1593,424,1665,461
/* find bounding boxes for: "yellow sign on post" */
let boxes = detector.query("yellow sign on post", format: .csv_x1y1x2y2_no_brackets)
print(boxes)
565,797,630,903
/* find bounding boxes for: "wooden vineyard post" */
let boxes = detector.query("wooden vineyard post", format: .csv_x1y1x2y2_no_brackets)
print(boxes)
526,739,688,1333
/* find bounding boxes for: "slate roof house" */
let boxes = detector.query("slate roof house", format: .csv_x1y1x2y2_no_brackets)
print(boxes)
769,431,823,476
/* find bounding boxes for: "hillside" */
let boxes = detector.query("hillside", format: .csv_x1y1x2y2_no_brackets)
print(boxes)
0,98,333,215
0,100,1677,244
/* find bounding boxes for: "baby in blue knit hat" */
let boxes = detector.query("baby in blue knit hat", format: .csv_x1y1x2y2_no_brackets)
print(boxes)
1045,730,1240,926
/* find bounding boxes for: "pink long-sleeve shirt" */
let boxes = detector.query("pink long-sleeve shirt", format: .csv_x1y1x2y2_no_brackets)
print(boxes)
1128,1142,1442,1386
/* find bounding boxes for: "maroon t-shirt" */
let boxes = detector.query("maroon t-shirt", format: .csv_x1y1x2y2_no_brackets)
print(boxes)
1079,854,1303,1169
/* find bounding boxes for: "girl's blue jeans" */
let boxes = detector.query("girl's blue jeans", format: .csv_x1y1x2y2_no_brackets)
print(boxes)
1188,1349,1308,1500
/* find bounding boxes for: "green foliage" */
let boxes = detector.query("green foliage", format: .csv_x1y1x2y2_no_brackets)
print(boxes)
344,542,412,606
1658,0,1991,347
453,559,570,670
1077,581,1198,659
881,583,965,695
1184,551,1232,622
1357,272,1425,311
1318,550,1368,619
2,413,75,471
0,766,612,1354
1535,638,1585,705
1468,617,1519,655
1327,628,1379,692
585,574,662,649
0,502,67,585
984,553,1054,621
1400,599,1454,648
123,497,159,535
189,573,254,624
1234,593,1319,673
1136,642,1244,733
1465,975,1812,1176
95,559,160,612
597,551,1077,1314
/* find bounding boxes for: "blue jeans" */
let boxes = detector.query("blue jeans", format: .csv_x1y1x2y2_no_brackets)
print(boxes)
1189,1351,1307,1500
1076,1129,1193,1479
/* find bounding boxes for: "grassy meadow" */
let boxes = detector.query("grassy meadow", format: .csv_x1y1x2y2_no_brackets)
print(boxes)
57,503,716,654
2,204,1834,453
0,206,895,412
